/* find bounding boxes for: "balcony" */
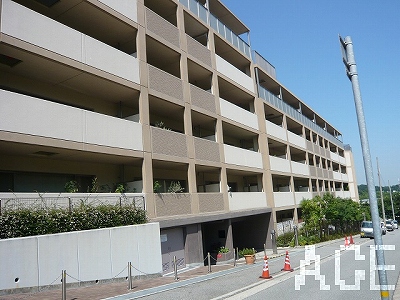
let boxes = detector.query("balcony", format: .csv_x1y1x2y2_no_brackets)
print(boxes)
1,0,140,84
266,121,287,141
287,131,306,149
258,86,342,146
291,161,310,176
273,192,295,208
190,85,216,114
224,145,263,169
154,193,191,217
252,51,276,79
151,127,188,158
228,192,267,211
335,191,351,199
0,193,145,210
198,193,225,213
186,35,212,67
194,137,220,162
216,55,254,93
220,98,258,130
148,66,184,103
179,0,251,58
269,156,291,173
294,192,312,205
0,90,143,151
99,0,138,23
145,7,180,48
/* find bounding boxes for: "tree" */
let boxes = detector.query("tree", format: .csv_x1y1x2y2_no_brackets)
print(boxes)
301,193,365,237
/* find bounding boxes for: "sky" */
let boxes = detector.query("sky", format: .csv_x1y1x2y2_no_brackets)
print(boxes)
222,0,400,187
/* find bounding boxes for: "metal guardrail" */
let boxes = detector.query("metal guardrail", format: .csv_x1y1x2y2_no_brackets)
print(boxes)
0,193,145,215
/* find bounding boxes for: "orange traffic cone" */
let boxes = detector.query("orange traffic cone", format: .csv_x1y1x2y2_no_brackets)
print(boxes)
281,250,293,272
260,255,272,279
344,236,350,247
349,235,355,245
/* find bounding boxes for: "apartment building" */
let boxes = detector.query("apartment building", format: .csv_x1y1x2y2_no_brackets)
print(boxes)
0,0,358,273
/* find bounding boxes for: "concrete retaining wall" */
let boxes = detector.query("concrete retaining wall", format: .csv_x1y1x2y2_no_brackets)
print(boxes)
0,223,162,293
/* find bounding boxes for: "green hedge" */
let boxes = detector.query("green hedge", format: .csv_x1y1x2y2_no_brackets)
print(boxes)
0,204,148,239
276,232,294,247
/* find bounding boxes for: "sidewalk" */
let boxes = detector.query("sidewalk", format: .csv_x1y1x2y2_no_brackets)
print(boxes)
0,249,286,300
1,244,399,300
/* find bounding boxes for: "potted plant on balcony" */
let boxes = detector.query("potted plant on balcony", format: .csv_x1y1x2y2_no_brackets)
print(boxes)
239,248,256,264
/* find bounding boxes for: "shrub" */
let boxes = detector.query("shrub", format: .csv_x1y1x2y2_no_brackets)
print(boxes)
0,204,148,239
276,231,294,247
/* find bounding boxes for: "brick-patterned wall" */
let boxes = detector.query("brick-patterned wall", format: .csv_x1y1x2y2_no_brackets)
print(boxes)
155,193,191,217
145,8,180,48
198,193,224,213
190,85,216,114
194,137,220,162
152,127,187,157
187,35,212,67
148,65,184,101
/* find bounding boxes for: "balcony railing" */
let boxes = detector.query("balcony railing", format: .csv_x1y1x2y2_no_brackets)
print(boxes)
186,34,212,67
216,55,254,92
2,0,140,84
190,84,216,114
258,85,342,146
179,0,251,58
219,98,258,130
224,144,263,169
0,90,143,151
0,193,146,213
145,7,180,48
252,51,276,79
148,65,184,102
228,192,267,211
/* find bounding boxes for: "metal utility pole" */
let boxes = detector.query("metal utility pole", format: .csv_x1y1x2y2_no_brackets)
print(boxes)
389,181,395,220
377,157,386,223
339,35,389,300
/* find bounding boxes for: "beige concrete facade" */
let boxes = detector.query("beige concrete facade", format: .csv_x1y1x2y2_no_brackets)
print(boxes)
0,0,358,271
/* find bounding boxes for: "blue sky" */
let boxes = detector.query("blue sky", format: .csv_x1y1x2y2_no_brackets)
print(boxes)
222,0,400,187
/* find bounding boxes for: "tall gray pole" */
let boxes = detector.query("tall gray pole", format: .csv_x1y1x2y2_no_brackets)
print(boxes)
339,35,389,300
389,181,395,220
377,157,386,223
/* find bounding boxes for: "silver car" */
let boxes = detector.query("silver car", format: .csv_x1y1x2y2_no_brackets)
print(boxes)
360,221,374,238
386,220,394,231
393,220,398,229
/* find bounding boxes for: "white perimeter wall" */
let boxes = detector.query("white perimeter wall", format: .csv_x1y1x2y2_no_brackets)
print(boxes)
0,223,162,292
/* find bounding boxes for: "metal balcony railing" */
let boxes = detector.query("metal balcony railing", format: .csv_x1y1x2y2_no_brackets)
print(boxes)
258,85,343,145
179,0,251,58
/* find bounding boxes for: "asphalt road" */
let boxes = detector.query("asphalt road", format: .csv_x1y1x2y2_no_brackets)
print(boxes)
132,231,400,300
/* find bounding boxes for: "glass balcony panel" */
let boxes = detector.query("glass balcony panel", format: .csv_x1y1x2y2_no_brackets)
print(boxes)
210,14,218,31
199,5,207,23
189,0,198,15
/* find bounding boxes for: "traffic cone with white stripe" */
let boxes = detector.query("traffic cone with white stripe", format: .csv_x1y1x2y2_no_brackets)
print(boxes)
260,255,272,279
344,236,350,248
349,235,355,245
281,250,293,272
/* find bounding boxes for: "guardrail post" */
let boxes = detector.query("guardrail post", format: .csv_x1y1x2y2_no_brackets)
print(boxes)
207,252,211,273
128,262,133,290
68,197,72,213
61,270,66,300
173,256,179,281
233,248,236,267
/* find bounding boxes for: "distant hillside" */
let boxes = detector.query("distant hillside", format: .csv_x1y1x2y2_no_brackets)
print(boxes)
358,184,400,199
